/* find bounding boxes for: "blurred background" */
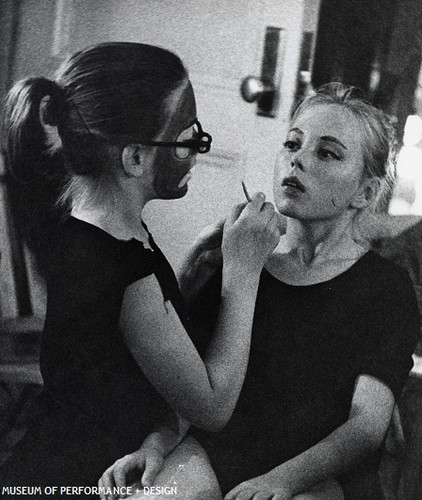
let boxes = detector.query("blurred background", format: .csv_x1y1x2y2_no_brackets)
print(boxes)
0,1,422,497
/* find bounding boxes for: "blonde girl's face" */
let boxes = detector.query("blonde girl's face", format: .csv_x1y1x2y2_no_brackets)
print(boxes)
273,104,367,221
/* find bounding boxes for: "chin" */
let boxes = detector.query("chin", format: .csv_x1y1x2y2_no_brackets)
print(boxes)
277,201,314,221
279,207,301,219
276,198,297,216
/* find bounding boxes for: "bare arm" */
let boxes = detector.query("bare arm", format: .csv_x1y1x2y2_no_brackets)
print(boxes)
225,375,395,499
178,212,286,310
99,412,190,496
121,195,281,432
121,274,259,431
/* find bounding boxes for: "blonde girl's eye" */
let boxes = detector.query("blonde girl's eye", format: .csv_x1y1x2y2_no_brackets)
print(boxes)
318,148,341,161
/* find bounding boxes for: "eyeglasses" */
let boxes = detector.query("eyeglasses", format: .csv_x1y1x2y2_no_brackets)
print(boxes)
138,119,212,159
69,100,212,159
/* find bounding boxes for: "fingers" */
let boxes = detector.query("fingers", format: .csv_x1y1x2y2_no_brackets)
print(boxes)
227,201,248,225
225,489,255,500
99,463,117,499
227,191,273,228
266,213,282,238
261,202,275,219
252,493,276,500
98,454,142,500
141,452,163,487
275,212,287,234
113,459,131,492
98,468,116,500
224,485,243,500
239,198,271,220
225,490,281,500
198,247,222,263
239,200,275,229
98,476,106,500
249,191,266,211
227,190,267,224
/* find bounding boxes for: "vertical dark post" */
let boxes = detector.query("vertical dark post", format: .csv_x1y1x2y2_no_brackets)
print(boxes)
258,26,282,117
0,0,33,317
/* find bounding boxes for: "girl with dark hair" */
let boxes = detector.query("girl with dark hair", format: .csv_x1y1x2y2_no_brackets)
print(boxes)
103,84,421,500
0,42,281,496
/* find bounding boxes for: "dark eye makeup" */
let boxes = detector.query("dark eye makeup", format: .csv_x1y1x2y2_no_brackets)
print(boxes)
318,148,342,161
283,137,343,161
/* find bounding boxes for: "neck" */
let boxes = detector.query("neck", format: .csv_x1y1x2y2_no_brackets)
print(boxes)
284,212,360,265
71,177,153,241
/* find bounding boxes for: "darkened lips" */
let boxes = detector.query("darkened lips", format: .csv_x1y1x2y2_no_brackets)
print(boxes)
282,176,305,193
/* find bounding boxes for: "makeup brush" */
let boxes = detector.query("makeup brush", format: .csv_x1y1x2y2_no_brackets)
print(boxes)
241,180,252,202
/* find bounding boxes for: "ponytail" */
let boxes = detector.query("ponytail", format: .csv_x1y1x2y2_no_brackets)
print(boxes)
4,78,69,277
3,43,188,277
5,77,67,183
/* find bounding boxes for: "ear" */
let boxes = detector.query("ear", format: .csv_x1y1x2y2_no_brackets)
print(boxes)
121,144,145,177
350,176,381,209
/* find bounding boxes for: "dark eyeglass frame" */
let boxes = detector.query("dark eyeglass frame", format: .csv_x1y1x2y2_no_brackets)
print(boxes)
138,119,212,154
69,101,212,155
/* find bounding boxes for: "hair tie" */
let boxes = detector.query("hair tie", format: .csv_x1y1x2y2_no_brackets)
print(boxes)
39,80,68,152
39,95,57,126
39,80,67,127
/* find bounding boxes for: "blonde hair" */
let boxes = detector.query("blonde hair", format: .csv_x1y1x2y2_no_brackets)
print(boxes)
293,83,398,210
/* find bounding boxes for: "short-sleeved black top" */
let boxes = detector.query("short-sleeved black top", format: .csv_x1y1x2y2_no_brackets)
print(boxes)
189,251,420,493
1,216,185,487
41,217,185,434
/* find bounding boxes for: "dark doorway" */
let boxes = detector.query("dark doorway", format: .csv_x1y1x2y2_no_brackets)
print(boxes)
312,0,422,140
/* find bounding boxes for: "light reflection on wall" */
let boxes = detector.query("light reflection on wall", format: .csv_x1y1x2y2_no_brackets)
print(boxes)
390,114,422,215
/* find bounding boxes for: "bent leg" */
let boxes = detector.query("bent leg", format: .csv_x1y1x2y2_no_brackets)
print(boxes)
129,436,222,500
294,479,344,500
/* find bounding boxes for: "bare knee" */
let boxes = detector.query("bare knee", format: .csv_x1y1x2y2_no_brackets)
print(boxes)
130,436,222,500
172,436,222,500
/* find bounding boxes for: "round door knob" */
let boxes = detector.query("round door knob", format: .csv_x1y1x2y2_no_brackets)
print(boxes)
241,76,275,103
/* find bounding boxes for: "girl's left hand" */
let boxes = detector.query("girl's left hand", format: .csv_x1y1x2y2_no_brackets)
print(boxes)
224,473,293,500
178,218,225,304
98,447,163,499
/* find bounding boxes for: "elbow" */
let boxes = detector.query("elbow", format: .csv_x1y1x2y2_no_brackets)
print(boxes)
189,404,232,432
355,418,390,453
173,388,235,432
